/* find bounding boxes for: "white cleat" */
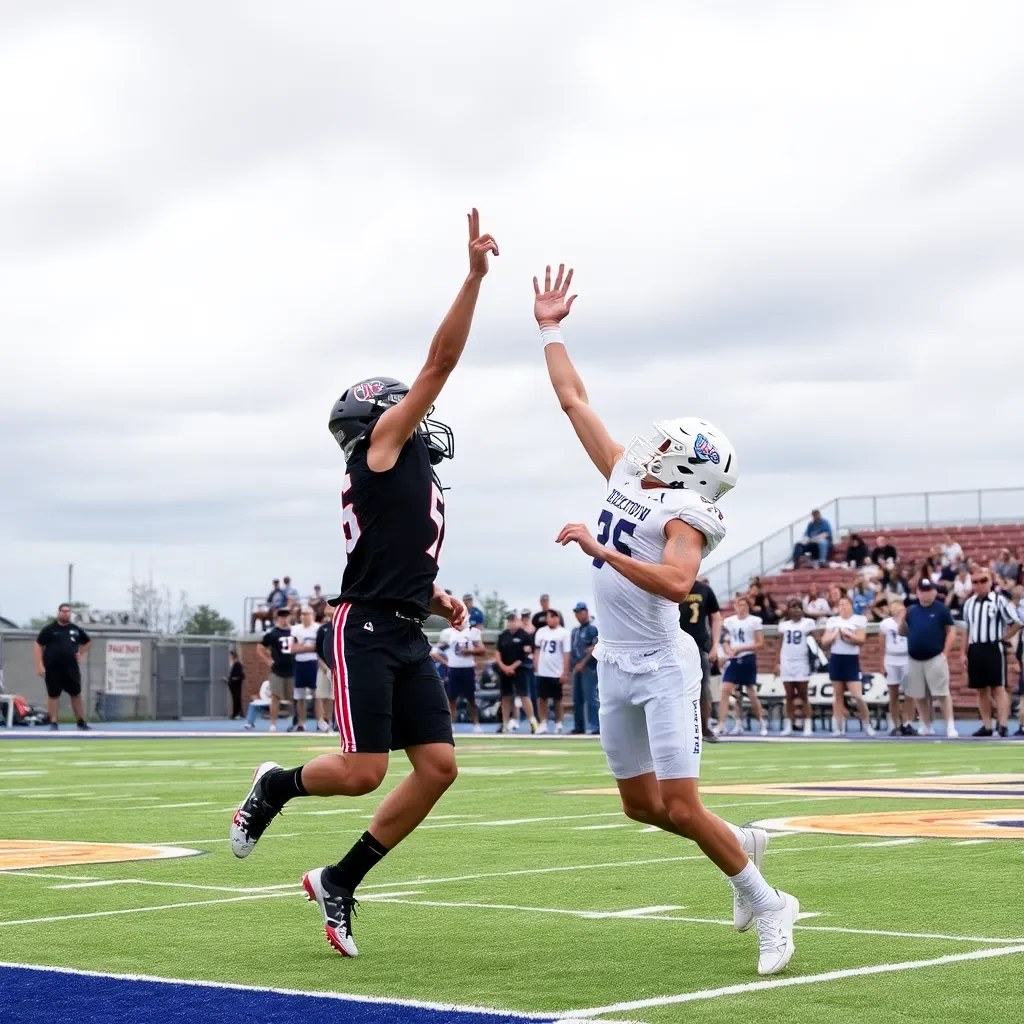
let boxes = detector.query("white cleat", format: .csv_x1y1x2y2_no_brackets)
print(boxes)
920,724,934,736
508,718,519,732
229,760,282,859
864,723,877,737
945,720,958,738
802,721,813,736
472,724,482,734
755,891,799,976
535,721,549,734
555,721,564,734
317,719,330,733
780,719,792,737
302,867,358,957
760,721,769,737
268,724,277,733
733,828,769,933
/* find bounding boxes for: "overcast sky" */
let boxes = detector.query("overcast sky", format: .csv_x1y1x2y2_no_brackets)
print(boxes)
2,0,1023,627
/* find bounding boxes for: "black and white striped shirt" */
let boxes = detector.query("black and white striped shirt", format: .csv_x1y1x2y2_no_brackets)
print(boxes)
962,591,1020,645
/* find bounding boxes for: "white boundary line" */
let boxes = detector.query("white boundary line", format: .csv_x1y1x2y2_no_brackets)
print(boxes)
558,944,1024,1017
0,961,556,1019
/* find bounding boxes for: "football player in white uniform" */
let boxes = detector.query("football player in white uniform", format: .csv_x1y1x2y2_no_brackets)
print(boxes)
534,264,798,976
776,599,818,736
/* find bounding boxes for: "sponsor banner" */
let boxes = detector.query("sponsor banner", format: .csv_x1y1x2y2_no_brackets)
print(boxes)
105,640,142,695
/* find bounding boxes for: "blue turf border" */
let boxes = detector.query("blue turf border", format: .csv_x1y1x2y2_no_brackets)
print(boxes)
0,966,557,1024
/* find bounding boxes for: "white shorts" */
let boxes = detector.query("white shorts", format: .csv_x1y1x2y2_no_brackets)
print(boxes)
885,660,910,692
597,641,703,781
779,662,811,684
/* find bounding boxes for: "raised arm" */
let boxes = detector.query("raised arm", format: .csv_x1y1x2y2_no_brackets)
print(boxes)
534,265,623,480
368,209,499,472
557,516,701,604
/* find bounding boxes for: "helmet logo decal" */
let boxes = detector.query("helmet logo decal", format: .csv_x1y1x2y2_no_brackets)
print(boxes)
352,380,387,403
693,433,720,464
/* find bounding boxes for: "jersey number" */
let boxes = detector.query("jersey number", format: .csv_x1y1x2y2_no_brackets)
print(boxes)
688,602,701,624
426,481,445,563
786,630,803,645
735,628,746,644
341,474,362,555
278,636,292,654
593,511,636,568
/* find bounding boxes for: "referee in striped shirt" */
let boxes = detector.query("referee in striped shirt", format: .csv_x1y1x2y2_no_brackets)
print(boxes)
959,572,1021,737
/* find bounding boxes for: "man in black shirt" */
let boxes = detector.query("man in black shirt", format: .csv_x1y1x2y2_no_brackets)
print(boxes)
871,536,898,566
532,594,563,631
258,608,295,733
230,209,498,959
313,612,336,733
494,611,538,733
34,604,91,730
679,580,722,742
226,650,245,719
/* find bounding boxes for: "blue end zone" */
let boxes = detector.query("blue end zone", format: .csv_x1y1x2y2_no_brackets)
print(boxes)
0,966,556,1024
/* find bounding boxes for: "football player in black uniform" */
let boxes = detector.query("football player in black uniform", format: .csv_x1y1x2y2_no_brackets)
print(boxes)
230,209,498,957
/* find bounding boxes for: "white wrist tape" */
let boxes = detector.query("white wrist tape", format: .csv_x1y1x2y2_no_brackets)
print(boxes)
540,325,564,347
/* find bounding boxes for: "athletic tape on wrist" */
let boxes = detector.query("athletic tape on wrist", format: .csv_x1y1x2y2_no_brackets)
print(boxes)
540,325,564,347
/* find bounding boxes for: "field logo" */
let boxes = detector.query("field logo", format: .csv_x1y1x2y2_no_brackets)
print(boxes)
698,774,1024,800
754,809,1024,840
0,840,203,871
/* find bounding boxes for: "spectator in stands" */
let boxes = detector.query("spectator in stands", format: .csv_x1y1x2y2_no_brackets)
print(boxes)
871,536,898,567
258,607,295,732
882,566,910,602
791,509,833,568
947,567,973,617
845,533,870,567
226,650,244,720
942,535,963,567
282,576,300,619
746,580,778,625
251,578,285,632
534,608,570,733
463,594,486,628
822,596,875,736
880,598,914,735
901,579,958,737
826,583,847,613
532,595,563,630
308,584,327,623
520,608,538,713
570,602,600,735
243,678,272,730
803,584,832,626
850,578,875,617
992,548,1020,587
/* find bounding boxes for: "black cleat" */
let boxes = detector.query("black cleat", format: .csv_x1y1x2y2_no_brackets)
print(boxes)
303,867,359,957
76,719,90,730
997,725,1008,738
972,726,994,737
230,761,284,858
50,722,59,731
900,724,916,736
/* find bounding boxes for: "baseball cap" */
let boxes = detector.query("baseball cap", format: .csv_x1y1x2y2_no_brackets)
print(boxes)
274,606,291,617
462,593,474,601
917,578,934,591
521,608,531,616
573,601,588,611
505,610,518,620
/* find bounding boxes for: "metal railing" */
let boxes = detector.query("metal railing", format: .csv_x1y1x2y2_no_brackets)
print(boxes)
704,486,1024,599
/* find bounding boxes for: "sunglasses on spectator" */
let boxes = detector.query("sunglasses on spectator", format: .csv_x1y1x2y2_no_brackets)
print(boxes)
976,577,991,584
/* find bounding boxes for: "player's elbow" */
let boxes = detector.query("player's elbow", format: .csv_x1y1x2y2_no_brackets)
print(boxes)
555,387,585,414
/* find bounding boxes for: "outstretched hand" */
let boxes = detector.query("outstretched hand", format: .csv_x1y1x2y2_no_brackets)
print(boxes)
533,264,577,327
556,522,603,559
468,208,499,279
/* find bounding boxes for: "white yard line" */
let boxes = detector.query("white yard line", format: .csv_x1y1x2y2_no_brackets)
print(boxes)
1,801,215,816
362,898,686,920
558,944,1024,1018
0,871,100,881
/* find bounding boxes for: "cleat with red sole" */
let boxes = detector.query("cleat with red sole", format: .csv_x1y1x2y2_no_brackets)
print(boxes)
303,867,358,957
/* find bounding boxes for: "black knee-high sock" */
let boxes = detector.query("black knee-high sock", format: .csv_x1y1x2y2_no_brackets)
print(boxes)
262,765,308,807
325,831,389,892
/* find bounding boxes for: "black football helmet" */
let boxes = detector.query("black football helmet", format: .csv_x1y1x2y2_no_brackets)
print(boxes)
327,376,455,465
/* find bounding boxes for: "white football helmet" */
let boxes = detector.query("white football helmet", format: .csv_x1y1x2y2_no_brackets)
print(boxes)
622,417,738,500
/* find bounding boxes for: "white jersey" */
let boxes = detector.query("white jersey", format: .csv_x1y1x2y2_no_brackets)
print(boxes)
591,459,727,647
439,626,482,669
778,617,816,679
291,623,319,662
827,614,866,655
879,616,908,663
723,614,762,661
534,625,570,677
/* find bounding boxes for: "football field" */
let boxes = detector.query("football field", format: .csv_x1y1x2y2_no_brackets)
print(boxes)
2,735,1022,1023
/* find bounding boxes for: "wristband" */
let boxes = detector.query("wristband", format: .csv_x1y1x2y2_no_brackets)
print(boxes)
540,325,564,348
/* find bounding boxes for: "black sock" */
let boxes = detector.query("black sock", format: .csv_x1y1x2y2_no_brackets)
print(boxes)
325,831,389,892
261,765,308,807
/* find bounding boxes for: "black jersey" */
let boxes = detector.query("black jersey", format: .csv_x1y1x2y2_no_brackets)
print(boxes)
679,581,720,654
338,425,444,619
36,621,91,667
262,627,295,677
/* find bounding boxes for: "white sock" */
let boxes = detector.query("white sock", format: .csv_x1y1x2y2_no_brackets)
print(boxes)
728,861,784,914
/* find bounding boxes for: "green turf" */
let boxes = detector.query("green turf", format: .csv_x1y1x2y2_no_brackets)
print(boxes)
2,736,1022,1022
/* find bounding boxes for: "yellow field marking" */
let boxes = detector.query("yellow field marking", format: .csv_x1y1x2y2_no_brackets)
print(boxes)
754,809,1024,840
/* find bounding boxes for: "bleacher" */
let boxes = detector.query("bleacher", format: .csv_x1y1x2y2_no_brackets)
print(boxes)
715,520,1024,713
